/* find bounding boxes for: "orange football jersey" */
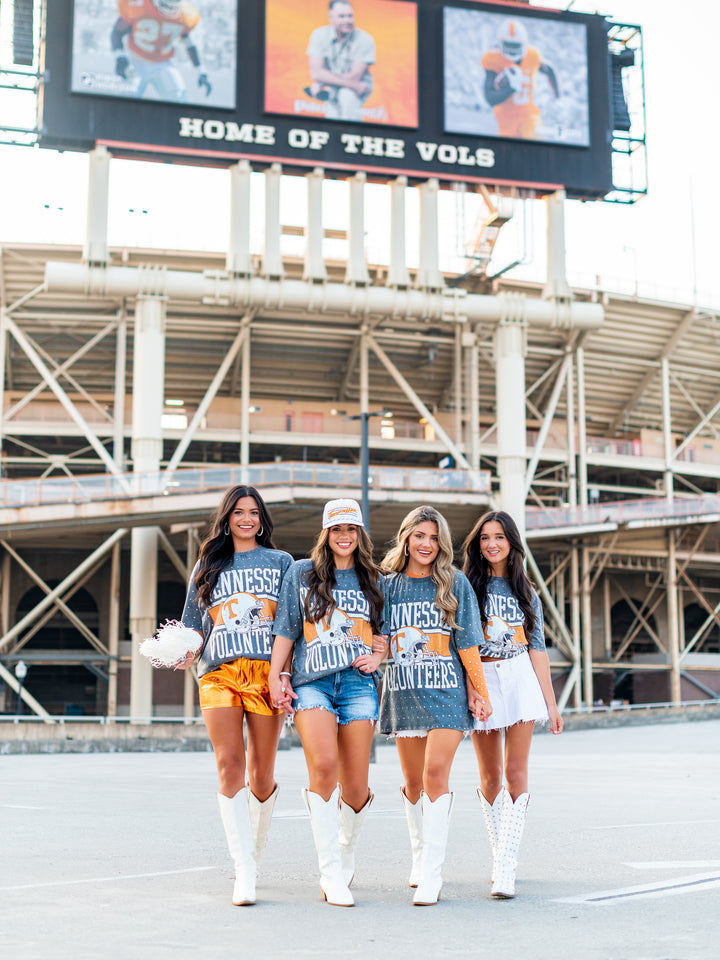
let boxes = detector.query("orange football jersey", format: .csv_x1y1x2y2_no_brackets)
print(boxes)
482,45,542,138
117,0,200,63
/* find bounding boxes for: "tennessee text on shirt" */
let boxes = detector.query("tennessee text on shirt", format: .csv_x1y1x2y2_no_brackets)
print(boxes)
485,591,525,625
214,566,282,600
390,600,444,633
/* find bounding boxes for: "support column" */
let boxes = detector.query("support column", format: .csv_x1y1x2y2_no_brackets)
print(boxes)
661,357,674,502
360,325,370,524
469,328,480,470
113,307,127,469
416,179,443,289
581,545,593,707
346,172,369,284
388,176,410,287
543,190,572,301
304,167,327,281
667,530,681,703
566,354,577,508
570,546,582,707
576,346,588,509
240,319,251,468
84,145,110,266
107,540,121,719
227,160,253,276
494,313,527,535
262,163,284,277
129,295,166,721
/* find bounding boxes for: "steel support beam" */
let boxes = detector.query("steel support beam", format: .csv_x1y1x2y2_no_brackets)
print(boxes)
366,333,470,470
227,160,253,276
388,176,410,287
346,172,369,284
494,314,527,532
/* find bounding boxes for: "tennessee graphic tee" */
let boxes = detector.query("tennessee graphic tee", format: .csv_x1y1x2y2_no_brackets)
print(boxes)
182,545,294,678
379,569,483,734
476,576,545,659
273,559,378,687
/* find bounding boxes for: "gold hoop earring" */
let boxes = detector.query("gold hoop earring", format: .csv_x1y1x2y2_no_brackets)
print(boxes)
258,525,264,537
223,523,230,536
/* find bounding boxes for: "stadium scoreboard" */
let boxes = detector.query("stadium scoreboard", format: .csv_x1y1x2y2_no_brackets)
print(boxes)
40,0,629,199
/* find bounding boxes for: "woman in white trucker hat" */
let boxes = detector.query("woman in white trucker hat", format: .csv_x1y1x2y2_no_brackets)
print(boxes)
269,498,387,907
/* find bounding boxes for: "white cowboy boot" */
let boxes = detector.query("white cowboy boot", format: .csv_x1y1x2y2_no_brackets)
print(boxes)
413,793,454,906
302,786,354,907
248,785,278,865
400,787,423,888
491,792,530,899
217,788,256,906
338,791,373,887
477,786,505,883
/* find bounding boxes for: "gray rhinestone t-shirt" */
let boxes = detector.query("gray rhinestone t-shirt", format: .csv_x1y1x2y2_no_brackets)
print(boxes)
476,576,545,659
273,558,378,687
182,545,293,678
379,569,483,733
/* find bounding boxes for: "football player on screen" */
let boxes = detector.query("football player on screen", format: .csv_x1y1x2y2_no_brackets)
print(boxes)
482,18,559,140
111,0,212,102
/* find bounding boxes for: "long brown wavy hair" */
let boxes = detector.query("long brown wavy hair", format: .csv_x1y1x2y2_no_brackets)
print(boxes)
382,505,460,629
194,485,276,607
303,525,383,633
462,510,536,634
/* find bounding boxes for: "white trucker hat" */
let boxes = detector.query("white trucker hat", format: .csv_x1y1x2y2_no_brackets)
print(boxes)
322,498,364,528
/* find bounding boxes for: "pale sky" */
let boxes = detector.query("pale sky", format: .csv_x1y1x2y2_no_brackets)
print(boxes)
0,0,717,310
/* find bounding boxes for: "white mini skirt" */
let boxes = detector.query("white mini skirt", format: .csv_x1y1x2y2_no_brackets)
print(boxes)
473,652,548,732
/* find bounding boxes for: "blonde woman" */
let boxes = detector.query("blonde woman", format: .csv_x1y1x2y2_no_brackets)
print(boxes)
379,505,491,905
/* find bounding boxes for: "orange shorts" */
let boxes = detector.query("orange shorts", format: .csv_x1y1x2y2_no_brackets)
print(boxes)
198,659,282,716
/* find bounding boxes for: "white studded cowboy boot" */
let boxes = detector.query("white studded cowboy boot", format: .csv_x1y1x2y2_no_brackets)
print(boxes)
400,787,423,888
491,792,530,899
302,786,354,907
338,790,374,887
413,793,454,906
477,786,505,883
248,785,278,865
217,788,257,906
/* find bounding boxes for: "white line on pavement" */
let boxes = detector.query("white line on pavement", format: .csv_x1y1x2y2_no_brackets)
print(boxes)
0,866,216,892
554,872,720,904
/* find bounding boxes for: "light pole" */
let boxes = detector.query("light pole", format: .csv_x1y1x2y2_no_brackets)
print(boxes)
14,659,27,716
336,409,392,534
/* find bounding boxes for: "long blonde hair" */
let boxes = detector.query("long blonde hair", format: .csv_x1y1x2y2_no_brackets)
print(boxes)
382,505,459,628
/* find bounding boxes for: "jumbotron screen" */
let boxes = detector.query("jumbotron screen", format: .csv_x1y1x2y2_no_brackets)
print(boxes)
40,0,623,200
265,0,418,128
69,0,238,109
444,6,590,147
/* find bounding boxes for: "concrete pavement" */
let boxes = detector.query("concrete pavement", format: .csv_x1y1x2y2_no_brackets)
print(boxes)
2,720,719,960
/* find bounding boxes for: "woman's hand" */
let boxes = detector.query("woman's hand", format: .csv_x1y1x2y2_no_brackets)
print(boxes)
269,672,297,714
547,703,564,734
172,650,198,671
354,635,388,673
468,685,492,721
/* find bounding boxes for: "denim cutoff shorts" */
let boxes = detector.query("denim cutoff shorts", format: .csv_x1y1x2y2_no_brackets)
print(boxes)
294,668,379,725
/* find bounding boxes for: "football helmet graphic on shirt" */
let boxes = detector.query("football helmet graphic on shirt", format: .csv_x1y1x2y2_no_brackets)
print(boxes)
314,609,356,648
391,626,430,667
498,19,528,63
219,593,270,633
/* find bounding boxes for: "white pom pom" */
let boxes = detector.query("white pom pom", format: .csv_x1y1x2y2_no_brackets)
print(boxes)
139,620,204,669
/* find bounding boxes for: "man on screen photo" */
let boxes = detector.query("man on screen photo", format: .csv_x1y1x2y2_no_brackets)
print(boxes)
305,0,375,121
111,0,212,102
481,18,559,140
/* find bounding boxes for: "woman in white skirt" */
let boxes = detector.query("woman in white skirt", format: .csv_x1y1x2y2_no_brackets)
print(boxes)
463,510,563,899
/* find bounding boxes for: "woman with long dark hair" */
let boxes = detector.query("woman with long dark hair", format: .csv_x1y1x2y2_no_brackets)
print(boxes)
463,510,562,900
379,505,491,906
269,499,386,907
179,485,293,906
